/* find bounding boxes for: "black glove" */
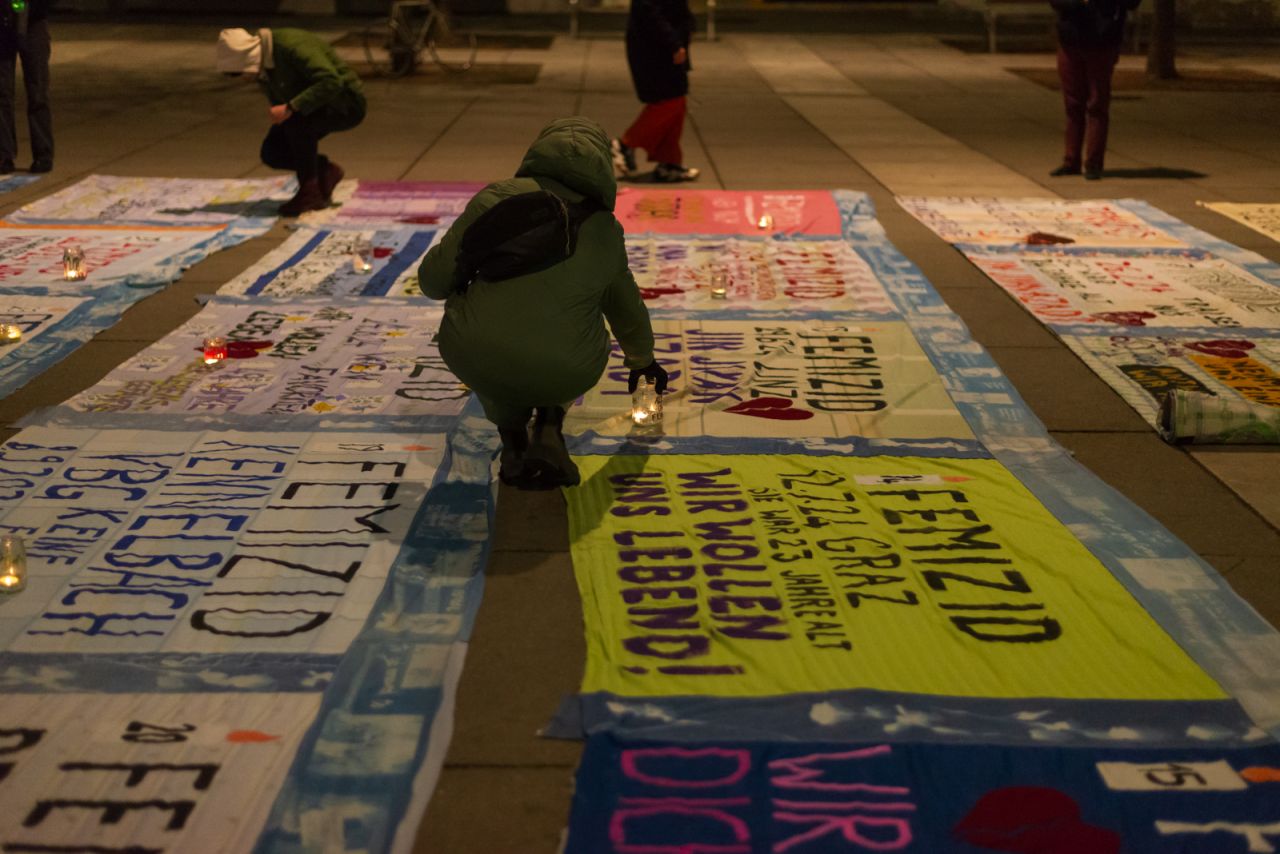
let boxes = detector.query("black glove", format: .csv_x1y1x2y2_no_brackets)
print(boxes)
628,360,669,395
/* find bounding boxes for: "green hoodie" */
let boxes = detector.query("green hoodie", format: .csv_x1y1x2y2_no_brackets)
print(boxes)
418,117,656,426
261,28,365,118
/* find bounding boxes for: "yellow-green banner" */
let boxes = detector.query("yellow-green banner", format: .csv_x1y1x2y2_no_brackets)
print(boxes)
568,453,1224,701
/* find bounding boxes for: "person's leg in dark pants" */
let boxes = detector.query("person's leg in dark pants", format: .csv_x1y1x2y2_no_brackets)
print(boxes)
1055,43,1088,174
0,30,18,172
18,19,51,170
1082,45,1120,178
260,113,326,215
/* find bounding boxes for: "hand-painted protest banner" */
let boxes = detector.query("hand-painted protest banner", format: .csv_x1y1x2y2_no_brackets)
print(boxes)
626,237,897,312
896,197,1186,248
566,453,1224,700
566,733,1280,854
616,189,845,236
57,299,468,420
7,174,294,226
1061,332,1280,431
0,173,40,195
0,691,322,854
0,294,92,396
565,320,973,440
965,248,1280,329
1202,202,1280,245
0,426,444,654
219,226,439,298
303,179,484,226
0,222,239,288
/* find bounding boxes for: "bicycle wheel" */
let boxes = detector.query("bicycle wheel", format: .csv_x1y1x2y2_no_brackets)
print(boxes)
425,29,477,72
362,19,420,78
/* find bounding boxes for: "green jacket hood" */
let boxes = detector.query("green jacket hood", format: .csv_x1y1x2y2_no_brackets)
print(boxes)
515,117,617,210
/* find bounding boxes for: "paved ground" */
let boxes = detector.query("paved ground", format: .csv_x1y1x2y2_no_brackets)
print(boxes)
1,14,1278,852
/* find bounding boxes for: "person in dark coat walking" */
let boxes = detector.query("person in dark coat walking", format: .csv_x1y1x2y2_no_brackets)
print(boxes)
0,0,54,174
1049,0,1141,180
611,0,700,183
216,27,366,216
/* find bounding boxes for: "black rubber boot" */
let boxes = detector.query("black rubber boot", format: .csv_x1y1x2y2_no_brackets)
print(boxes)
523,406,580,489
497,423,530,487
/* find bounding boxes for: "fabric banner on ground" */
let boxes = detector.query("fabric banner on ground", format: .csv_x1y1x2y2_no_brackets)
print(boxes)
1161,388,1280,444
566,453,1224,701
44,298,468,427
219,225,439,298
1202,202,1280,244
0,174,40,195
896,196,1187,248
627,237,897,312
566,733,1280,854
0,294,94,396
616,188,846,236
565,320,973,440
0,426,445,654
0,221,252,288
304,179,485,226
1061,331,1280,431
7,174,294,226
0,411,500,853
964,247,1280,329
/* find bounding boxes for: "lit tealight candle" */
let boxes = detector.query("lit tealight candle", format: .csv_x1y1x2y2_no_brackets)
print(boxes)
756,213,774,230
630,379,664,426
62,246,87,281
202,336,228,365
351,236,374,274
709,268,729,300
0,534,26,593
0,323,21,343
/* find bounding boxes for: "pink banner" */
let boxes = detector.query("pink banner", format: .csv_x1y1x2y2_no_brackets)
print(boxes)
614,188,843,236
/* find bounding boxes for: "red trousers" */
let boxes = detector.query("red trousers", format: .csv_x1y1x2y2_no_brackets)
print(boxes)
622,96,687,166
1057,43,1121,172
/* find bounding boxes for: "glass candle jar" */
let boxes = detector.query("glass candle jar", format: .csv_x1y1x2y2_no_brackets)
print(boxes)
0,323,21,344
351,236,374,274
62,246,87,281
709,268,729,300
1,534,26,592
631,377,664,426
756,213,774,230
202,336,228,365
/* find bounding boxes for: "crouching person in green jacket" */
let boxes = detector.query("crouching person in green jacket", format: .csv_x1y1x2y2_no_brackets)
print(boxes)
216,28,366,216
418,117,668,490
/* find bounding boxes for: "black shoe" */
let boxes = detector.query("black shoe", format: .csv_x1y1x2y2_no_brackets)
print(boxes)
1049,164,1081,177
1084,167,1103,181
611,138,637,178
522,406,580,489
654,163,700,183
497,423,531,486
0,160,13,175
29,159,52,174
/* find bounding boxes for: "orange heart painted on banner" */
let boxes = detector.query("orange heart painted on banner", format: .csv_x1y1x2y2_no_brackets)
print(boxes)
724,397,815,421
1241,766,1280,783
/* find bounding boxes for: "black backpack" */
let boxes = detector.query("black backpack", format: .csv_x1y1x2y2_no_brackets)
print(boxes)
453,190,603,293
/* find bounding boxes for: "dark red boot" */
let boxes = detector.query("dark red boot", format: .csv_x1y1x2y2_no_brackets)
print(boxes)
319,156,344,201
278,177,327,217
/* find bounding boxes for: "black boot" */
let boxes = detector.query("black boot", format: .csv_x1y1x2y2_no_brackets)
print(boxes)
523,406,580,489
497,422,530,486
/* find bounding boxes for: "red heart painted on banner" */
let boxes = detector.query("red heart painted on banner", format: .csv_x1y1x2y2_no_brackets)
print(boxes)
373,247,393,258
1092,311,1157,326
724,397,815,421
639,287,684,300
954,787,1121,854
225,730,280,743
1025,231,1076,245
398,214,440,224
1185,339,1257,359
227,340,274,359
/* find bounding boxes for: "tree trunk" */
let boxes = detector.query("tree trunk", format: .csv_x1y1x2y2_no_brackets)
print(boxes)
1146,0,1178,79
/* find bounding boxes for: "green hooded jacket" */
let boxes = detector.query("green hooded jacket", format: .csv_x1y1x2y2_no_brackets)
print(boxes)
417,117,656,424
260,28,365,118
